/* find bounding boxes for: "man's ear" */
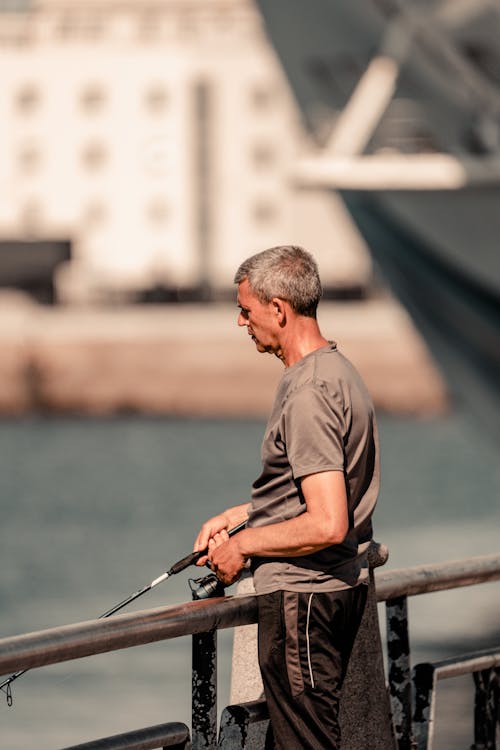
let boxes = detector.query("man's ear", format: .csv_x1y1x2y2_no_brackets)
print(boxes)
272,297,287,325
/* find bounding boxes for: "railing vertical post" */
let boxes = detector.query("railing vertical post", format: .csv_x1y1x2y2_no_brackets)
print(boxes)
192,629,218,750
386,595,415,749
472,667,500,749
412,662,437,750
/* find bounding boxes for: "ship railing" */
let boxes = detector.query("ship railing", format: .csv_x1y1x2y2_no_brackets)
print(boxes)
0,552,499,750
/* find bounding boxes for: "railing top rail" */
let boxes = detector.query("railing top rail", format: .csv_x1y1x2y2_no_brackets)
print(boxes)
430,647,500,681
61,721,190,750
375,551,500,601
0,552,498,677
0,594,258,676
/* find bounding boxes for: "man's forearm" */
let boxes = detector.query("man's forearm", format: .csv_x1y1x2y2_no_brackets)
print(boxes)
207,473,349,580
234,511,346,560
233,471,349,558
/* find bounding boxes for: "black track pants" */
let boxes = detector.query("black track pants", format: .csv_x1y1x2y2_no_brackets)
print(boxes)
257,586,367,750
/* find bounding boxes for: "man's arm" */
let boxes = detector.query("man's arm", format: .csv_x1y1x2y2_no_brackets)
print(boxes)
207,470,348,585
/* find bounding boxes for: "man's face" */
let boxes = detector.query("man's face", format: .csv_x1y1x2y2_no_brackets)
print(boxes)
237,279,280,355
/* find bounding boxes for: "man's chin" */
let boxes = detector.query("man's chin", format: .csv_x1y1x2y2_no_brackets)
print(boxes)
255,342,275,356
249,336,273,355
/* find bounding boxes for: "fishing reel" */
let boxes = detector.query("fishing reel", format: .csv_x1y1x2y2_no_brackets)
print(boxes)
189,573,226,600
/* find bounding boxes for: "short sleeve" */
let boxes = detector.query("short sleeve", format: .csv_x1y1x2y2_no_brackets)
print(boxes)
282,383,345,479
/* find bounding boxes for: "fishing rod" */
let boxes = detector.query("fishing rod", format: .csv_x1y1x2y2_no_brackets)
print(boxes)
0,520,246,706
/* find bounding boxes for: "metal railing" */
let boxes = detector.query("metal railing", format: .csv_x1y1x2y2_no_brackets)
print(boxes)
376,553,500,750
412,649,500,750
0,552,499,749
63,722,191,750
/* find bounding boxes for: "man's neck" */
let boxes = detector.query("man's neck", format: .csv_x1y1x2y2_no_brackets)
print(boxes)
278,318,329,368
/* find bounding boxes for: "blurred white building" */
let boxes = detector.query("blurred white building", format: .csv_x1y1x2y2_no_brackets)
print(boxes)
0,0,371,303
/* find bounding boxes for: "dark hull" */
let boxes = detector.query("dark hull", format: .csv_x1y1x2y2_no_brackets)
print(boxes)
256,0,500,438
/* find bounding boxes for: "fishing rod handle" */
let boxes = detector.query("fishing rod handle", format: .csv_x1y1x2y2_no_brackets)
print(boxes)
169,550,201,575
168,520,247,576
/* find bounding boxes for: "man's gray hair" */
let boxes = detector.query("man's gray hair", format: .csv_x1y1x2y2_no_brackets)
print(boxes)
234,245,322,318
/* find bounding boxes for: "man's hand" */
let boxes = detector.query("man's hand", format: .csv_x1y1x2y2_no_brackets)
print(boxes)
193,513,230,567
207,531,248,586
194,503,250,567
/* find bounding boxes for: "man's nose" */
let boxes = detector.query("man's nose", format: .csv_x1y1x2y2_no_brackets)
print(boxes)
237,312,248,327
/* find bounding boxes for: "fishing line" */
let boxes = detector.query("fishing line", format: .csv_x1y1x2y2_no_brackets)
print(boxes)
0,521,246,706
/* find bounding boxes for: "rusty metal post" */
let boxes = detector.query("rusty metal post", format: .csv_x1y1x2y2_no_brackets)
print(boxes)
386,595,415,749
412,662,437,750
218,700,269,749
192,629,218,750
472,667,500,749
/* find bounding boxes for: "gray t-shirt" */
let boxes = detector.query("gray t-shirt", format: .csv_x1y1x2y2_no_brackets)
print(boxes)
247,342,379,594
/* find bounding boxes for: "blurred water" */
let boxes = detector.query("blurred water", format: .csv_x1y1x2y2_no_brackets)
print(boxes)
1,414,499,749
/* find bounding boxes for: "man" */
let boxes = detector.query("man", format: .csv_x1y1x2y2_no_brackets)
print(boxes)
194,245,379,749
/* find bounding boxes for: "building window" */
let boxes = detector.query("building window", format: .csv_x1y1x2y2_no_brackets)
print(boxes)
250,84,275,111
142,136,170,176
56,12,77,39
81,141,108,171
138,11,163,41
15,83,40,114
146,197,169,224
252,199,278,224
144,84,169,115
251,142,277,169
82,13,106,40
80,84,107,114
19,197,43,235
177,9,198,38
83,200,107,227
212,9,236,33
56,11,105,40
18,143,41,175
